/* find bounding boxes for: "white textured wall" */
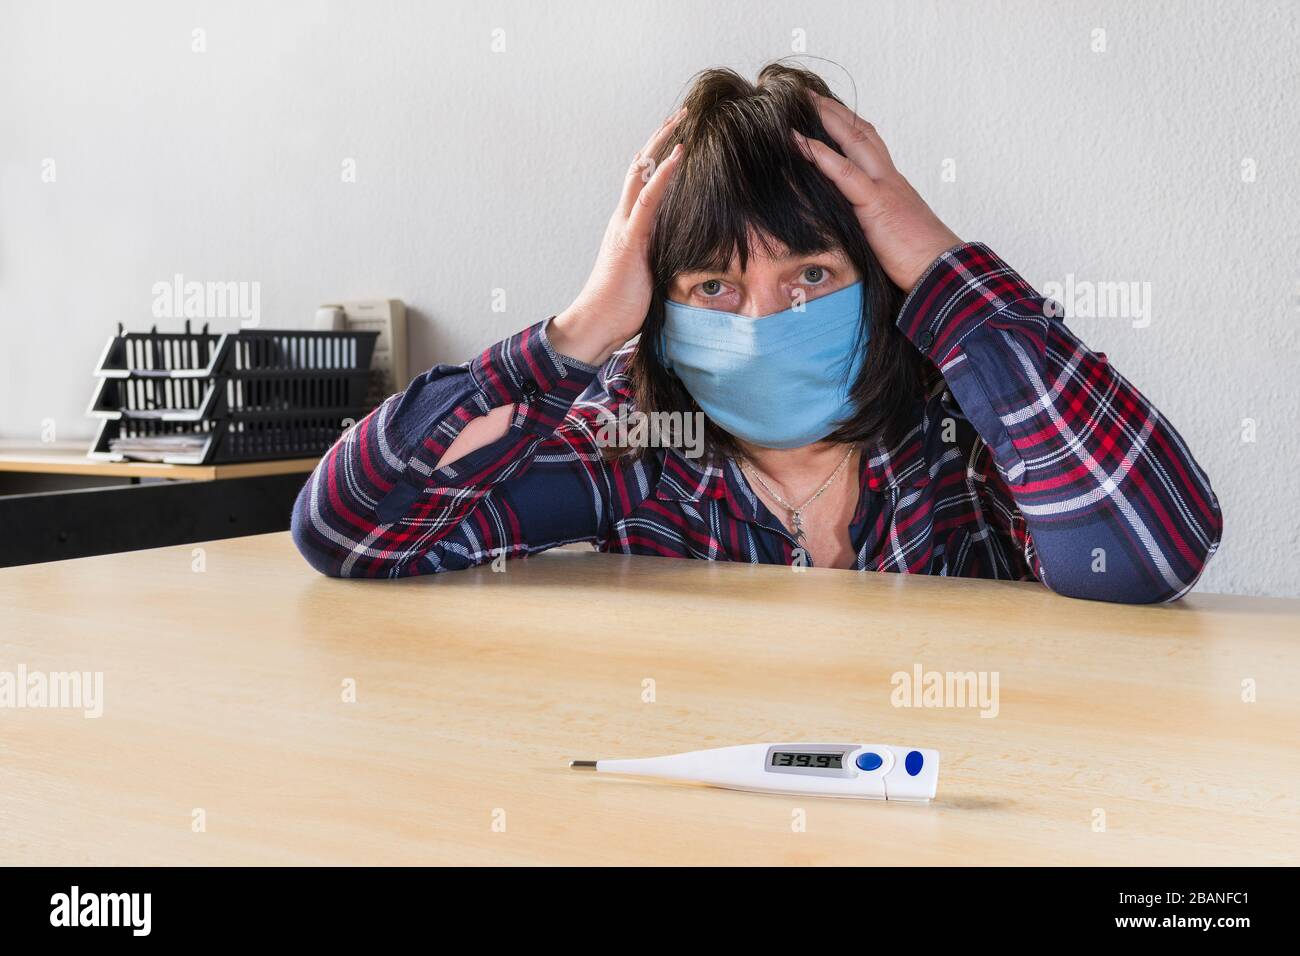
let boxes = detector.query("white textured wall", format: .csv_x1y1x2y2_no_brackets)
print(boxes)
2,0,1297,597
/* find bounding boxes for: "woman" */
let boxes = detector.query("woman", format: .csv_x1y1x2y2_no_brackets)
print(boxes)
292,64,1221,603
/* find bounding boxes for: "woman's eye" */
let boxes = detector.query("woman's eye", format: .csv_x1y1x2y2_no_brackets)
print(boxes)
700,279,724,297
801,266,827,284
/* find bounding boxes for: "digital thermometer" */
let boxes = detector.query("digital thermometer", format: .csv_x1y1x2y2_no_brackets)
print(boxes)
569,742,940,802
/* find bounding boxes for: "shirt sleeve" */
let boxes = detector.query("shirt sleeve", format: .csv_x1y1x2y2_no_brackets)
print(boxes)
896,242,1223,603
290,318,607,578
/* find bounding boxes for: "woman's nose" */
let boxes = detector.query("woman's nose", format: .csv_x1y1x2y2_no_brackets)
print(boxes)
739,286,796,319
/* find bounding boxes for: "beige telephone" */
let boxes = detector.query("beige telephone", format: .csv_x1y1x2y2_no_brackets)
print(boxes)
315,299,409,404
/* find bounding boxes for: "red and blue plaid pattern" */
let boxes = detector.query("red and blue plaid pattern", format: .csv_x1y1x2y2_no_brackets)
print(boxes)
292,243,1221,603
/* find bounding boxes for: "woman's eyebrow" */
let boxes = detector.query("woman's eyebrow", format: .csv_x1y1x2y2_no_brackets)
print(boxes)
677,264,742,279
674,247,849,280
757,251,851,269
790,247,849,260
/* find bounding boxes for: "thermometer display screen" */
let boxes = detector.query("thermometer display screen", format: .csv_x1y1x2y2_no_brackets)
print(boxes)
770,751,843,770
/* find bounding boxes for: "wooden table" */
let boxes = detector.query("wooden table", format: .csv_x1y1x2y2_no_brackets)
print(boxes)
1,533,1296,865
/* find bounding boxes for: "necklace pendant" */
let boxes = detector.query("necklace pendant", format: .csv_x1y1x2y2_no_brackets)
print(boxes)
791,509,805,543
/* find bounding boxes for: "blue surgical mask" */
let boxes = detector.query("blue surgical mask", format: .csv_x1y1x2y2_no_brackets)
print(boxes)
660,281,867,450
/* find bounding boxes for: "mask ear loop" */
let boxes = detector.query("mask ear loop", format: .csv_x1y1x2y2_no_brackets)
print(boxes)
656,332,674,373
650,294,676,374
846,285,872,391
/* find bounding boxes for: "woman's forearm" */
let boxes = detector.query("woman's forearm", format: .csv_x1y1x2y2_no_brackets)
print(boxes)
291,318,603,577
435,403,515,469
436,310,623,468
897,243,1222,603
547,304,631,368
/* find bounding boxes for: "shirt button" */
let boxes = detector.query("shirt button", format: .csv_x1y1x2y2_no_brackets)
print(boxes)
521,380,539,399
919,330,935,349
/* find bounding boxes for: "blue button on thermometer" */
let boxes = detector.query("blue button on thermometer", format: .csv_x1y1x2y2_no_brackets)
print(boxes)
855,751,884,771
905,750,925,776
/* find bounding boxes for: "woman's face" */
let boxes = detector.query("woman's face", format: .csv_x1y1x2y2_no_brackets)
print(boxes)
666,235,860,318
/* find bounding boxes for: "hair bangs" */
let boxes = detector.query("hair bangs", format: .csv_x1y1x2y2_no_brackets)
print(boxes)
651,103,850,282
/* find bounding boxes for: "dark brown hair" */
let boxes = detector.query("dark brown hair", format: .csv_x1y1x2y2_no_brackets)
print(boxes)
625,62,928,463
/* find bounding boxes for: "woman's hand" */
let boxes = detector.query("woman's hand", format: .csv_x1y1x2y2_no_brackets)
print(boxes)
795,94,962,293
440,118,681,469
549,110,686,366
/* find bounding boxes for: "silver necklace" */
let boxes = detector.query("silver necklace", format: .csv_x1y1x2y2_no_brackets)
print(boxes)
738,446,855,546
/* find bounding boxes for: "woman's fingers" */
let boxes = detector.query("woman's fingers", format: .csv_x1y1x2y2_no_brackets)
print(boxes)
626,142,683,241
811,93,895,179
794,131,879,209
619,108,686,219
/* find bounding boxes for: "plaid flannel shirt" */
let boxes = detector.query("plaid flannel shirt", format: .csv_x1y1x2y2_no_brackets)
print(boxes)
292,243,1222,603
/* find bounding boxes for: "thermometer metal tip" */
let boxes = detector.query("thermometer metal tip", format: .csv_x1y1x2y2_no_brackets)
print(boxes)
569,760,598,771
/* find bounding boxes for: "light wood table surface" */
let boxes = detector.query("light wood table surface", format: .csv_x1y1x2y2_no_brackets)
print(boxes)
0,444,318,481
1,532,1296,866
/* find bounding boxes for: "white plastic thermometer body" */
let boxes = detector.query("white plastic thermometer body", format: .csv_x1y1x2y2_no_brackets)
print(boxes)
575,742,940,802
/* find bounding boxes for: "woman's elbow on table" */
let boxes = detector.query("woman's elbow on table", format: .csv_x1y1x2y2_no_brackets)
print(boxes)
290,477,355,578
1034,508,1223,605
1041,567,1198,606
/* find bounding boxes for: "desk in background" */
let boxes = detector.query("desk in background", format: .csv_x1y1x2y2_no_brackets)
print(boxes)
1,532,1296,865
0,443,316,566
0,443,318,483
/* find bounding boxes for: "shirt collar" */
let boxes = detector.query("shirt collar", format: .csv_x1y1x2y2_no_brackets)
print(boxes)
653,399,934,525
